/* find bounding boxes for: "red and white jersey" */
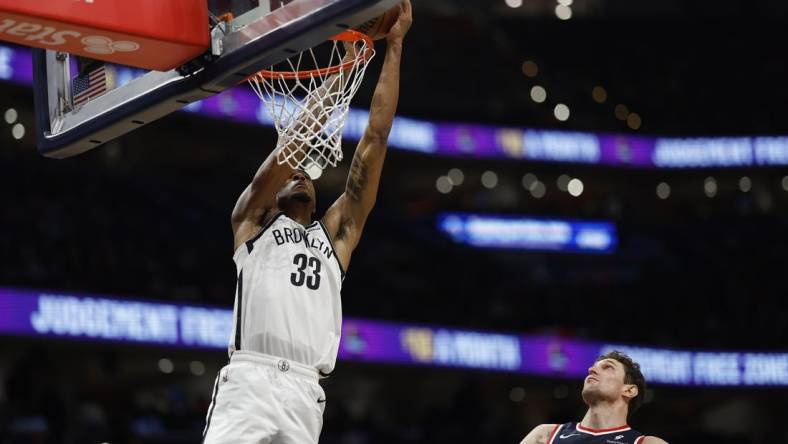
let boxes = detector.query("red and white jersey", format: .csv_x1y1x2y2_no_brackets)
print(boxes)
229,212,345,375
546,423,646,444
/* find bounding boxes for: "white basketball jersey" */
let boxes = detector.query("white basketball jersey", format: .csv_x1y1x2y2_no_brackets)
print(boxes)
229,212,345,374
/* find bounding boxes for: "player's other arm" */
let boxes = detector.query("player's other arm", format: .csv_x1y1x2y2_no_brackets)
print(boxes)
321,0,412,270
642,437,669,444
520,424,558,444
231,149,294,251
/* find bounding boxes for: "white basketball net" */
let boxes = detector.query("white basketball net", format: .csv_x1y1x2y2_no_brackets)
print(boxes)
248,35,374,176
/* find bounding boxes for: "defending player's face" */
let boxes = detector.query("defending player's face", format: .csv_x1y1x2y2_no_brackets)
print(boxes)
581,358,636,405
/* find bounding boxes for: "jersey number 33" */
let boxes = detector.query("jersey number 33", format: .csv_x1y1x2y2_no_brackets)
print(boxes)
290,253,321,290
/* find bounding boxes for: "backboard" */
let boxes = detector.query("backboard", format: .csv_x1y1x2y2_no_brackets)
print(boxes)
29,0,399,158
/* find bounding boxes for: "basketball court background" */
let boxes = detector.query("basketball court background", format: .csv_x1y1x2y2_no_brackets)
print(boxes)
1,1,787,443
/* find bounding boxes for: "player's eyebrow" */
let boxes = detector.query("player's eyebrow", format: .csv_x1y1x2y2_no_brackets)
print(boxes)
598,359,619,368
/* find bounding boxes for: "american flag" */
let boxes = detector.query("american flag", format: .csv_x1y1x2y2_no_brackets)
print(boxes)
71,65,108,106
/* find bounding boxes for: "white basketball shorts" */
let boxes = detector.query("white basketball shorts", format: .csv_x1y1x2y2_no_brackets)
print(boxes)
202,351,326,444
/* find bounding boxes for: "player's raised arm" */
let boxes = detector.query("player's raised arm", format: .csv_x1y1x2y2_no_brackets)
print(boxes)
520,424,558,444
322,0,412,270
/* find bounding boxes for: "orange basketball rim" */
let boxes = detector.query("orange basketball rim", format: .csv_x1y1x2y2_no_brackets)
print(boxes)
252,30,374,80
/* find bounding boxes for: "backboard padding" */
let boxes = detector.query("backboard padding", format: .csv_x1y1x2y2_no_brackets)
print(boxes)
33,0,400,158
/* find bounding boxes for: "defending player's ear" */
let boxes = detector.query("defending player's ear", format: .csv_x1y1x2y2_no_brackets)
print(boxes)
623,383,638,401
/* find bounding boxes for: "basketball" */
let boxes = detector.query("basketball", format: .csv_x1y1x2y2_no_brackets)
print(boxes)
355,7,399,40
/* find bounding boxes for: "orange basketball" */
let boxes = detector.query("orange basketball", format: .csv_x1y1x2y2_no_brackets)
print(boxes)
355,8,399,40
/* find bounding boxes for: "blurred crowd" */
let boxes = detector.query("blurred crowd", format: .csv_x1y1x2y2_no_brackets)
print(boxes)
404,4,788,137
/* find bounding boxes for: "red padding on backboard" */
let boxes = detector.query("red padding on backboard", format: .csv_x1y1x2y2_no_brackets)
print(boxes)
0,0,209,71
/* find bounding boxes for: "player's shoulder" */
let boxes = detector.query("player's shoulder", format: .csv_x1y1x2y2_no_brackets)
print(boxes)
640,436,669,444
520,423,559,444
533,423,559,433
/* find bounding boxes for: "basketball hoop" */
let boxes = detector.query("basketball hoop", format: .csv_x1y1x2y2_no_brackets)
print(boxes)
248,30,375,179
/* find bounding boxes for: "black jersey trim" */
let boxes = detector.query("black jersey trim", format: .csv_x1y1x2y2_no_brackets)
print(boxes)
234,270,243,351
202,370,222,440
245,211,285,253
317,219,346,279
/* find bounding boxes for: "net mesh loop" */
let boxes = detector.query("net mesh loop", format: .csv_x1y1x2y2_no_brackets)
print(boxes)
248,30,374,175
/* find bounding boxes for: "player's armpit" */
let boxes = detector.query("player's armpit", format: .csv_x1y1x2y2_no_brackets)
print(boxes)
321,138,386,271
320,195,360,272
520,424,558,444
642,437,669,444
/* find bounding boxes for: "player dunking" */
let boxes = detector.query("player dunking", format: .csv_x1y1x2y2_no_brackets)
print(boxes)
521,351,669,444
202,2,412,443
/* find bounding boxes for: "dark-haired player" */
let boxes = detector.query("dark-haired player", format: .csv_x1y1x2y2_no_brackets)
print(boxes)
521,351,668,444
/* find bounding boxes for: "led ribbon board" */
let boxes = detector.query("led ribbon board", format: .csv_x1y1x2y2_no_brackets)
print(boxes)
437,213,617,253
1,288,786,386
